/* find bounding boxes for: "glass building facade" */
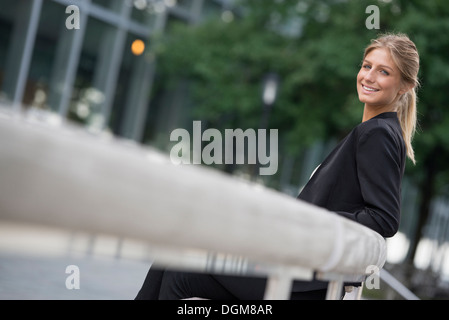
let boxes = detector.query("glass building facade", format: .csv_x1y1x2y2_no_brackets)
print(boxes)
0,0,231,145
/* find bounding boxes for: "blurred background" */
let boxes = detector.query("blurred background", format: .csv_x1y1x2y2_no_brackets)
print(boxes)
0,0,449,300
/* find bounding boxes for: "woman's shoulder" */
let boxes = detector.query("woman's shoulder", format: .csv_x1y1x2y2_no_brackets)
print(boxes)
356,113,401,140
355,115,404,150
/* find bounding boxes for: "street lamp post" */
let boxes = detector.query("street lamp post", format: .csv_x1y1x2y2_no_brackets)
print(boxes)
251,72,279,181
260,72,280,130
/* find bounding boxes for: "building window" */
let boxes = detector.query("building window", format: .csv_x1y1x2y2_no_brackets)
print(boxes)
24,1,66,111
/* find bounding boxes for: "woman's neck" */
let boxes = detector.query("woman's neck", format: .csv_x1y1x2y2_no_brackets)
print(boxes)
362,104,396,122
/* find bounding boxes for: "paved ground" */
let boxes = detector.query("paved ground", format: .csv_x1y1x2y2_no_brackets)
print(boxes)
0,252,152,300
0,221,158,300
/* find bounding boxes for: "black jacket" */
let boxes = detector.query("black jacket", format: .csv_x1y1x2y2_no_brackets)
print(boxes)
298,111,406,238
291,111,406,292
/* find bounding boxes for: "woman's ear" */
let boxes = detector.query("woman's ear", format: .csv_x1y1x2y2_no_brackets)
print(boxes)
399,82,415,95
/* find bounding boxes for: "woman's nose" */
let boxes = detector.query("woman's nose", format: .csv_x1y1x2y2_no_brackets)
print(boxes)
364,70,376,83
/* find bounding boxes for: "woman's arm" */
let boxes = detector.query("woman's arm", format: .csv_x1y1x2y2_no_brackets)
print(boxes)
336,125,403,238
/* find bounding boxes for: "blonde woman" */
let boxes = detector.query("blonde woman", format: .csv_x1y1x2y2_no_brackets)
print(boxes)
136,32,420,300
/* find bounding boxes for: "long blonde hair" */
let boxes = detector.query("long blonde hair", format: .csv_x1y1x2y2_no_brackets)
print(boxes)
363,33,420,164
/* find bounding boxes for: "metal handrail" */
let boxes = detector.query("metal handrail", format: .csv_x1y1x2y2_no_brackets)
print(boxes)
380,269,421,300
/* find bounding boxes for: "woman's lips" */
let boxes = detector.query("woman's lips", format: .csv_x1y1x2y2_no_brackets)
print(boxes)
361,84,380,93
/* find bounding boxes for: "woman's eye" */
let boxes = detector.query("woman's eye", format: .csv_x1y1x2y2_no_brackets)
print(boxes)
381,70,390,76
363,64,371,69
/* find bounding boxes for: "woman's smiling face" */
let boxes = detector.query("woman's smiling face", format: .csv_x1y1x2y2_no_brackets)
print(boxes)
357,48,407,111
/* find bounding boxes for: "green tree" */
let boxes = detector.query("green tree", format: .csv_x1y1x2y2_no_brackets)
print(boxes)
389,0,449,266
